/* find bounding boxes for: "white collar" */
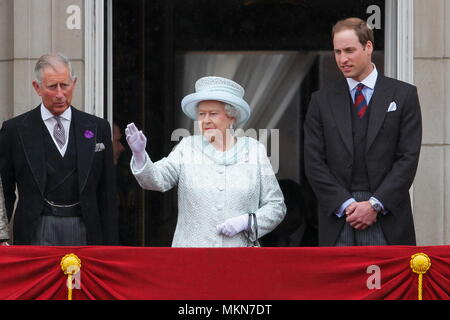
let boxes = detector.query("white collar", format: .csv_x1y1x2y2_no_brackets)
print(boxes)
194,135,246,166
40,104,72,121
346,63,378,91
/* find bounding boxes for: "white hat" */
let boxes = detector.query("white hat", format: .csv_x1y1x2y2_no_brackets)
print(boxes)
181,76,251,126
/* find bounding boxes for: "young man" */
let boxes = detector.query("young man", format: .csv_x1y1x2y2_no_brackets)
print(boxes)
304,18,422,246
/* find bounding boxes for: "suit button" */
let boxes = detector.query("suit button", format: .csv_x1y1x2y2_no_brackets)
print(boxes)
216,205,223,211
218,186,224,191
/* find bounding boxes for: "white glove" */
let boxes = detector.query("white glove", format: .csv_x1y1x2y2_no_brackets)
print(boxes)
216,214,249,237
125,123,147,170
1,241,9,246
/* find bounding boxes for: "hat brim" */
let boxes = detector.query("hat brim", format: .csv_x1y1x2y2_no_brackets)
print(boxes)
181,92,251,126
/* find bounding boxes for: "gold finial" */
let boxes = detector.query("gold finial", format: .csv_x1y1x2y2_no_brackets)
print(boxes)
60,254,81,300
410,253,431,300
410,253,431,275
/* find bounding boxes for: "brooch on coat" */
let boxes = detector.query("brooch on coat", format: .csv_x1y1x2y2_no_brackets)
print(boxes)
84,130,95,139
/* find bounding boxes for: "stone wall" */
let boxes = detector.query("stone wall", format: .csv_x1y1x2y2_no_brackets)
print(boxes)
413,0,450,245
0,0,84,120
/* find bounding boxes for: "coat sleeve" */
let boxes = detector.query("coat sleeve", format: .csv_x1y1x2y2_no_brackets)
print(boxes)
304,93,353,216
0,178,9,240
0,120,16,221
253,142,287,238
97,120,119,245
130,138,184,192
372,85,422,211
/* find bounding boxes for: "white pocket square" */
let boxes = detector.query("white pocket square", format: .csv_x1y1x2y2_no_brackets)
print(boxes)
387,102,397,112
95,143,105,152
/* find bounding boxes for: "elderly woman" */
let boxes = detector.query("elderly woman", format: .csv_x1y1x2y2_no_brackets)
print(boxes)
126,76,286,247
0,178,10,245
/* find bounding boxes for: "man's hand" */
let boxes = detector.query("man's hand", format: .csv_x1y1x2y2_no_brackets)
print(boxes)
345,202,358,217
346,201,377,230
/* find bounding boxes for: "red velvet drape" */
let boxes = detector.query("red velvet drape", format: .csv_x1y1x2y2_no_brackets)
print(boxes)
0,246,449,300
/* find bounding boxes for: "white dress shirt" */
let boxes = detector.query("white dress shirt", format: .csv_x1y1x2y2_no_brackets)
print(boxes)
346,63,378,105
40,104,72,157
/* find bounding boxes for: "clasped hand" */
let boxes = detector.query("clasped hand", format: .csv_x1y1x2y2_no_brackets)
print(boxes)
345,201,377,230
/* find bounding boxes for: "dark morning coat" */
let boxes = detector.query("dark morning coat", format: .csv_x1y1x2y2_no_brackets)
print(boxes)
304,74,422,246
0,106,119,245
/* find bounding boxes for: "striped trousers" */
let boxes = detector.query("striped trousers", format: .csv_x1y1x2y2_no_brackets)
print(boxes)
335,191,388,246
31,215,87,246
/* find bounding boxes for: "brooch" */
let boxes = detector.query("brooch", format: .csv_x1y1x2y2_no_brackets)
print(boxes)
84,130,95,139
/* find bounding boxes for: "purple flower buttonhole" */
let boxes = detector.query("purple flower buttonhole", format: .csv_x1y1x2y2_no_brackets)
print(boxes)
84,130,95,139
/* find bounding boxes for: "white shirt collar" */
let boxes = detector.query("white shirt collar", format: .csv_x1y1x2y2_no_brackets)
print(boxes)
40,104,72,121
346,63,378,91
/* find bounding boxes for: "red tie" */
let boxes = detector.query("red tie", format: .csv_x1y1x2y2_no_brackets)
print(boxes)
354,83,368,118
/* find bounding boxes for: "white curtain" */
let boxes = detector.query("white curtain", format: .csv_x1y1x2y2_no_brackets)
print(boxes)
176,51,318,131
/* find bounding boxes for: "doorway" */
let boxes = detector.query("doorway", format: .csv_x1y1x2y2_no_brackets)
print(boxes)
111,0,385,246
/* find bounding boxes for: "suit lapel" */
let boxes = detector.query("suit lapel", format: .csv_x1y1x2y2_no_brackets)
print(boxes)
17,106,46,196
366,75,396,151
330,79,353,155
72,107,97,194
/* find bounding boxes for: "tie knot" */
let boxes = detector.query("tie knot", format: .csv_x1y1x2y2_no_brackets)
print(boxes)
356,83,365,91
53,116,66,149
54,115,63,124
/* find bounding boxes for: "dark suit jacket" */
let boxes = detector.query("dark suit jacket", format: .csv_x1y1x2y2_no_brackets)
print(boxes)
304,74,422,246
0,106,119,245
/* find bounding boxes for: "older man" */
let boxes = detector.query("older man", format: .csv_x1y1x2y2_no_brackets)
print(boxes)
0,53,118,245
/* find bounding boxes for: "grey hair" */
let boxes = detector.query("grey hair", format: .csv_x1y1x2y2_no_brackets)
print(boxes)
224,104,240,124
34,53,76,84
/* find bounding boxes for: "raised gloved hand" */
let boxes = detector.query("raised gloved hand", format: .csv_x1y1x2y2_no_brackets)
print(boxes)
125,123,147,170
216,214,248,237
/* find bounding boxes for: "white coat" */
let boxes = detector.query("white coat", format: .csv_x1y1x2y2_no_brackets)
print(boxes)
131,135,286,247
0,179,10,240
